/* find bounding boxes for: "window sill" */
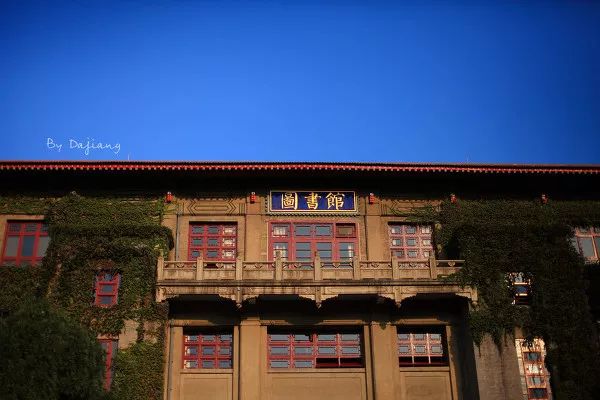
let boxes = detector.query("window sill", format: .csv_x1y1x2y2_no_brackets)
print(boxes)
398,366,450,372
268,367,365,374
181,368,233,374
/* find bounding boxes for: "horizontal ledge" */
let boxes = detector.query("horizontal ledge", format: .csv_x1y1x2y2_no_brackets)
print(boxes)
156,279,460,288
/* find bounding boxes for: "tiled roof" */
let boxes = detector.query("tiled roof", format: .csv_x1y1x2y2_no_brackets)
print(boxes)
0,161,599,175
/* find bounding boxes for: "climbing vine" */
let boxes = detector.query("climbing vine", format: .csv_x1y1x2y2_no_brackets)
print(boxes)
0,193,173,400
434,200,600,400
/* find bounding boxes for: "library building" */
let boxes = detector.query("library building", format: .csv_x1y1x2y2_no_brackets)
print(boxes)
1,161,599,400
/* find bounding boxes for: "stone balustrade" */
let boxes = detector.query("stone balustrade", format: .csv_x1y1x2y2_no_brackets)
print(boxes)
157,255,463,282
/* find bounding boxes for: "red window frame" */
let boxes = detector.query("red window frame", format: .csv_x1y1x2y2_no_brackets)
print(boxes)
572,227,600,261
268,329,363,369
509,273,531,305
94,272,120,307
188,223,237,262
99,339,118,390
268,222,358,264
397,326,448,366
516,339,552,400
388,224,433,260
182,330,233,369
1,221,49,266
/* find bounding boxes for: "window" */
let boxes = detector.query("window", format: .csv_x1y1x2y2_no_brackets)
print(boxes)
389,224,433,260
509,273,531,305
397,326,448,366
94,272,120,306
99,339,118,390
268,222,357,266
188,223,237,262
183,330,233,369
572,227,600,261
1,221,49,266
516,339,552,400
268,329,363,369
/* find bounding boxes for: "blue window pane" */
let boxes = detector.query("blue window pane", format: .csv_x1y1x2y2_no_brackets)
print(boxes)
186,335,199,342
202,347,215,355
525,352,541,361
413,334,425,340
317,347,336,355
219,347,231,355
515,286,528,294
315,226,332,236
294,347,312,355
191,226,204,234
579,237,595,258
430,345,443,354
208,238,218,247
270,346,290,355
342,346,360,355
270,334,289,342
295,226,311,236
270,360,290,368
184,360,198,368
100,296,113,305
185,346,198,355
296,243,310,250
21,236,35,256
294,334,310,341
398,333,410,341
36,236,50,257
414,345,426,353
208,226,219,234
202,360,214,368
399,345,410,354
317,334,336,341
340,334,359,341
429,333,442,341
3,237,19,257
294,360,313,368
207,250,218,258
192,238,203,246
8,223,21,232
101,284,115,293
219,334,232,341
218,360,232,369
25,223,38,232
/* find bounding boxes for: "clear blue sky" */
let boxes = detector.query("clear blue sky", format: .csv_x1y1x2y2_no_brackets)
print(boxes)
1,0,599,163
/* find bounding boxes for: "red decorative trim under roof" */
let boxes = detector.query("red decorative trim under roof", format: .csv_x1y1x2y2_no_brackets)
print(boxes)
0,161,599,175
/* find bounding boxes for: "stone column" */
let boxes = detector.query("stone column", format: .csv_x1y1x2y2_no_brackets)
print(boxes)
239,318,261,400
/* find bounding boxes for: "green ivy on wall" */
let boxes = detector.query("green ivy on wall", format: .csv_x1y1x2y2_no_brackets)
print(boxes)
0,193,173,400
435,200,600,400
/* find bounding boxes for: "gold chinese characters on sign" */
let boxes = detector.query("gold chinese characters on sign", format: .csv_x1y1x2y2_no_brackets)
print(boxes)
270,191,356,213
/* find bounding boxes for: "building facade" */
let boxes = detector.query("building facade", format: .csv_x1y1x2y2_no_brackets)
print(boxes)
1,161,599,400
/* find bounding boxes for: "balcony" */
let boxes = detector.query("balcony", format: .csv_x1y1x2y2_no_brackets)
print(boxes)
155,255,476,306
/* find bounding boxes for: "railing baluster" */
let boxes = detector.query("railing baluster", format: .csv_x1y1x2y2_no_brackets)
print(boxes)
275,253,283,281
429,255,437,279
314,253,322,281
195,256,204,281
235,257,242,281
157,250,164,281
392,257,400,280
352,257,360,280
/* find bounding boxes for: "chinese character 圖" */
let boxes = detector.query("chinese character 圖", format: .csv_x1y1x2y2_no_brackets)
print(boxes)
281,192,298,210
304,192,322,210
326,192,345,210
